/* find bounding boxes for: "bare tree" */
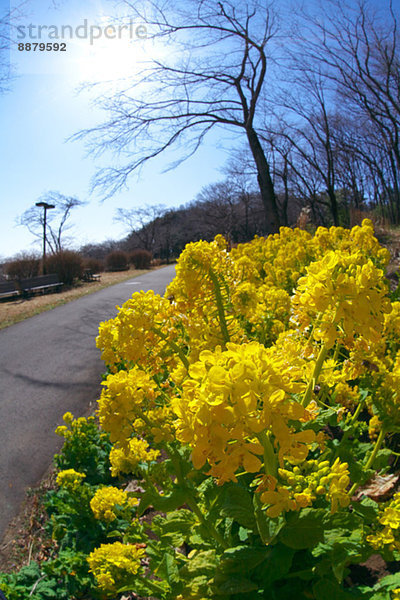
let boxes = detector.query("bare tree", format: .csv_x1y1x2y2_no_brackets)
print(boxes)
116,204,167,251
74,0,282,234
223,151,262,233
195,180,238,240
294,0,400,221
18,192,85,253
0,1,28,93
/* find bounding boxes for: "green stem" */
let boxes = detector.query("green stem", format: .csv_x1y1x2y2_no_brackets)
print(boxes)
332,340,341,362
364,426,387,471
302,343,329,407
151,326,189,370
185,493,228,549
257,431,277,477
332,397,366,462
348,426,387,497
208,268,230,344
167,444,228,549
350,398,364,425
136,575,166,596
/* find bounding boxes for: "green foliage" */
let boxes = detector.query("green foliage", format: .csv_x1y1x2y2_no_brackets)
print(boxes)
0,562,69,600
54,414,114,485
0,551,100,600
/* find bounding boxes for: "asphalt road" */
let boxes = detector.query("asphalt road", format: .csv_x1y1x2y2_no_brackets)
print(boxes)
0,265,176,539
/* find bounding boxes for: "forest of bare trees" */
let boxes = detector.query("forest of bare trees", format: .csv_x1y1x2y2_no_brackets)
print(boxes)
72,0,400,245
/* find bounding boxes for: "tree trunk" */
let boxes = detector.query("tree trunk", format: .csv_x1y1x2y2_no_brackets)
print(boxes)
327,186,339,226
246,127,280,234
281,155,289,226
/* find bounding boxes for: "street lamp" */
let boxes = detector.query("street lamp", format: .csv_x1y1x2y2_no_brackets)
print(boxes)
35,201,55,274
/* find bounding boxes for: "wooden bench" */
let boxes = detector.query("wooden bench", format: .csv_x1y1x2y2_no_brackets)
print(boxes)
20,274,64,297
0,280,20,300
82,269,101,282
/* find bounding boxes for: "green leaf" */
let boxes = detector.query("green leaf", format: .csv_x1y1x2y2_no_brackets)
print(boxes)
220,546,267,574
220,484,256,529
374,572,400,591
138,487,188,516
280,509,325,550
353,498,380,522
156,509,198,546
253,493,285,544
215,577,259,594
180,550,218,576
238,526,251,542
155,552,180,586
261,544,295,587
313,578,361,600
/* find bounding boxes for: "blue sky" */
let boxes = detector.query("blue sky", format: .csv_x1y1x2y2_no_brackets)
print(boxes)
0,0,233,259
0,0,396,259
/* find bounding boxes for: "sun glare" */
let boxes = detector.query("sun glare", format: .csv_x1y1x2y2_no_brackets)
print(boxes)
72,36,148,84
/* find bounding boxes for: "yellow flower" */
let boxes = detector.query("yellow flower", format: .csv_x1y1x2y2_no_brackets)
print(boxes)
261,486,297,518
172,341,316,483
90,486,138,522
56,469,86,491
87,542,146,593
62,411,74,425
55,425,68,437
98,367,157,449
379,507,400,530
109,438,160,477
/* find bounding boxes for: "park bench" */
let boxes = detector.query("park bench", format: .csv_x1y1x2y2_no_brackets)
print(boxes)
82,269,101,282
20,274,64,297
0,280,20,300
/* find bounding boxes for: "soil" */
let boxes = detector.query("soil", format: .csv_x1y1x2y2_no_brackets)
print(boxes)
346,554,400,588
0,466,57,573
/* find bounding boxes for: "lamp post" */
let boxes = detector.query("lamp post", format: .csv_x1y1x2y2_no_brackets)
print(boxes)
35,202,55,274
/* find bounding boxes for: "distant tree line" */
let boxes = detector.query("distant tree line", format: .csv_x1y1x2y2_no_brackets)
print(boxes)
80,181,301,262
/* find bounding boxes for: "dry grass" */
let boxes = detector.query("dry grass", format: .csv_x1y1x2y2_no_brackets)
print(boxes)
0,268,150,330
0,466,57,573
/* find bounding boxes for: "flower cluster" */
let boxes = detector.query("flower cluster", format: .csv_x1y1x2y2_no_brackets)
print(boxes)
292,250,391,349
90,486,138,522
81,218,400,597
366,492,400,551
56,468,86,491
97,367,158,449
256,457,350,517
97,290,177,373
109,438,160,477
172,341,316,483
87,542,146,593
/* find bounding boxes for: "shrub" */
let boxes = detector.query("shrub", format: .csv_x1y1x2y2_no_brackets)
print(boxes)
83,257,104,273
5,252,40,280
105,250,129,271
129,248,152,269
46,251,84,285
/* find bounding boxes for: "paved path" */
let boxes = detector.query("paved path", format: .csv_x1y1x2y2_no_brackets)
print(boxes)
0,265,176,539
